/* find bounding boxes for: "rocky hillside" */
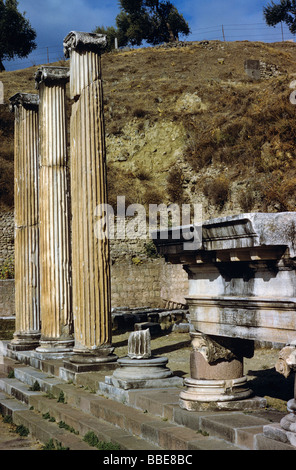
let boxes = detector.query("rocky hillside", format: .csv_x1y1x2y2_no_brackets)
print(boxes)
1,40,296,220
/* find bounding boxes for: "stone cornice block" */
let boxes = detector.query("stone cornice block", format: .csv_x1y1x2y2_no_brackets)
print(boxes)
35,66,70,89
9,92,39,112
63,31,107,58
154,212,296,259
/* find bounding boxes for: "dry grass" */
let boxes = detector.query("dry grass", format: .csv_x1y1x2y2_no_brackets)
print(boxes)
1,41,296,213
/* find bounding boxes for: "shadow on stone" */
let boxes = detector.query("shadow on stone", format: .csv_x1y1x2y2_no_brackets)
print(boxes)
152,340,191,356
247,367,294,401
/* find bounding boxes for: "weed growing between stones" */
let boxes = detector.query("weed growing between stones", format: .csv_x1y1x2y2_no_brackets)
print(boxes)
57,391,65,403
15,424,29,437
41,438,69,450
29,380,40,391
83,431,121,450
42,412,56,422
58,421,79,435
2,414,12,424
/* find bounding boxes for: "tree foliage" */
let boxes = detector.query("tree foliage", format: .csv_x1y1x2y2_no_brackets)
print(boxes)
0,0,36,70
118,0,190,45
263,0,296,33
93,25,128,51
94,0,190,51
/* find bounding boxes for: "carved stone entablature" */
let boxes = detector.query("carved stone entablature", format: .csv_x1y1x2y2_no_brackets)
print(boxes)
154,213,296,409
154,212,296,264
154,212,296,345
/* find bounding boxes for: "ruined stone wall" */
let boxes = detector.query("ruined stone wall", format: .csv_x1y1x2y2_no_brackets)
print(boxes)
0,211,14,264
0,259,188,314
111,258,188,309
0,280,15,316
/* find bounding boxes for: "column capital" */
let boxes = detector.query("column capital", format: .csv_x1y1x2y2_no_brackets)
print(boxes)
35,66,69,89
9,92,39,112
63,31,107,58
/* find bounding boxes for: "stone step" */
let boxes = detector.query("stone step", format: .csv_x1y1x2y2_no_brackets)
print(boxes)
0,376,162,450
39,382,241,450
28,393,162,451
0,377,43,404
2,356,292,450
115,387,292,450
13,365,64,394
0,391,92,450
0,361,240,450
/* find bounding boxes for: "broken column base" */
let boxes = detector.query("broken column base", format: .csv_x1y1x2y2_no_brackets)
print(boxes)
98,356,183,402
179,376,266,412
7,332,41,352
62,345,118,375
33,338,74,360
107,356,183,389
62,357,118,374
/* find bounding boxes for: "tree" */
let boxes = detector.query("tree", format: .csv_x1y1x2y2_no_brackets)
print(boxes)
93,25,128,51
0,0,37,71
116,0,190,47
263,0,296,34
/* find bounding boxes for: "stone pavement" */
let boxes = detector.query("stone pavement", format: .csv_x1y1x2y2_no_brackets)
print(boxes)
0,350,294,451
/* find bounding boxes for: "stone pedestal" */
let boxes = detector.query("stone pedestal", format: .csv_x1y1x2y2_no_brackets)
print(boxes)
34,66,74,358
179,331,260,411
99,329,182,401
8,93,40,351
107,356,182,390
62,31,117,370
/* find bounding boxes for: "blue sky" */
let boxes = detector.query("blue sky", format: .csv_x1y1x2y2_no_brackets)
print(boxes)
3,0,293,71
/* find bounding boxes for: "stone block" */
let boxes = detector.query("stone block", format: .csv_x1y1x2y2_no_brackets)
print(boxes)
236,425,265,449
200,412,269,443
256,431,296,450
244,60,261,80
263,422,296,448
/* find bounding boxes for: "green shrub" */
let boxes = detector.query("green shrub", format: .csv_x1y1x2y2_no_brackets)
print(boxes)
57,391,65,403
41,439,69,451
29,380,40,391
83,431,120,450
203,176,230,208
15,424,29,437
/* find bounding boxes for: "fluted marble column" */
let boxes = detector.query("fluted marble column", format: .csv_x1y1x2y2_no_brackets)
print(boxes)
34,66,74,357
63,32,116,369
8,93,40,350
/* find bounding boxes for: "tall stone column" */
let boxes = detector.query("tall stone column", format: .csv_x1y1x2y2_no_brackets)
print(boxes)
63,32,117,370
34,66,74,357
8,93,40,350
